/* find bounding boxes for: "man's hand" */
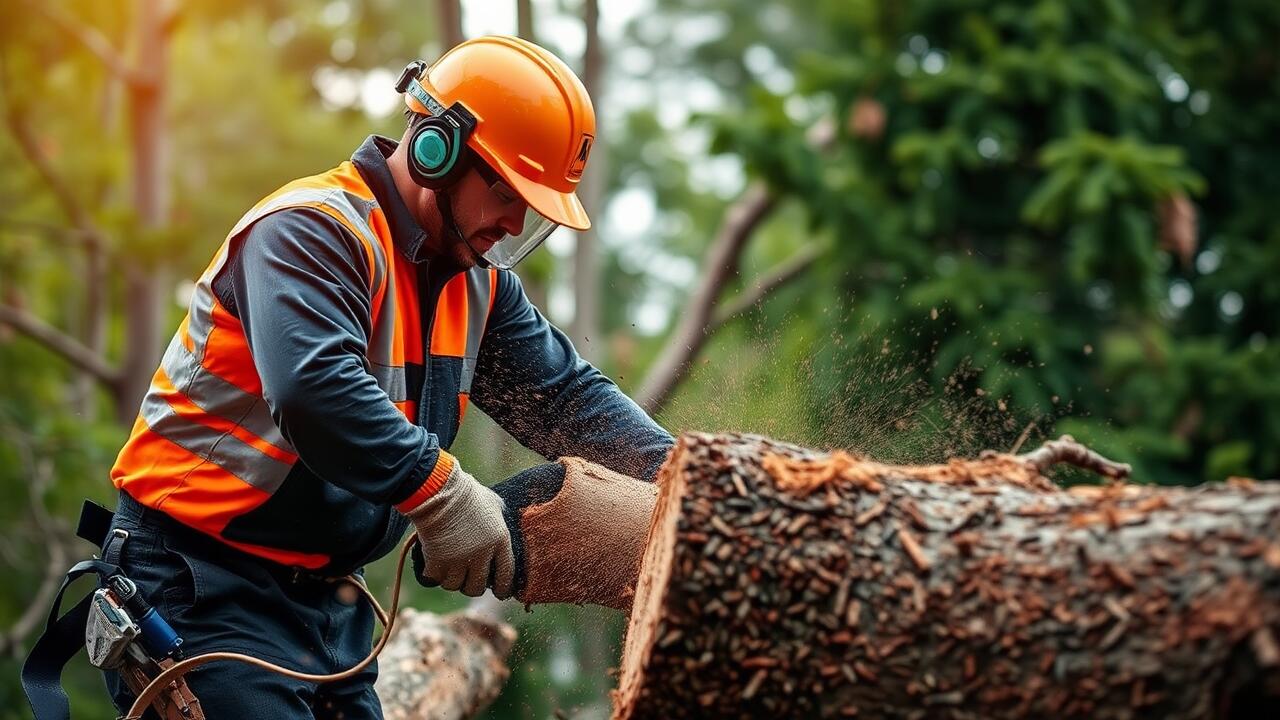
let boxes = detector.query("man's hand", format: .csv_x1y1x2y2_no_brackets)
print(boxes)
406,464,515,598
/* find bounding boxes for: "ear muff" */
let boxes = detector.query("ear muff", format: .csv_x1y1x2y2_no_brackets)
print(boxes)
397,61,478,190
407,113,471,189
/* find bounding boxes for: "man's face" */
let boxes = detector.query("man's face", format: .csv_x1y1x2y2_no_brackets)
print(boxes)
441,167,528,268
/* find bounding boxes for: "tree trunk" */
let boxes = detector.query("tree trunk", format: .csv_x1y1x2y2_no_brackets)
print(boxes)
515,0,535,42
435,0,464,49
375,607,516,720
116,0,169,424
1,1,171,425
571,0,603,363
614,433,1280,719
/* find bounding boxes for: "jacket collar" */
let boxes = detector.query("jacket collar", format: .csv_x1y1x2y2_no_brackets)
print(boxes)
351,135,434,264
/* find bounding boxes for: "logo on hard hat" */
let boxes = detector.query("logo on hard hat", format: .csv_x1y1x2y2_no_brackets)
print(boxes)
568,135,594,180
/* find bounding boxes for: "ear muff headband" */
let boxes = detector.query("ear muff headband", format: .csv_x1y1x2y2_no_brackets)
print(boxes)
397,65,478,190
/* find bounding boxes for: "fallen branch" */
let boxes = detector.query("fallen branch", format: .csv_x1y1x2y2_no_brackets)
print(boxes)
1015,434,1132,479
375,607,516,720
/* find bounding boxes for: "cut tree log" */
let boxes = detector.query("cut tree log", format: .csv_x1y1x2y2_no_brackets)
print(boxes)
375,607,516,720
614,432,1280,719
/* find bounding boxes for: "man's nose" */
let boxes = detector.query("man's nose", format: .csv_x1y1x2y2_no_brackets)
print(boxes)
498,206,526,236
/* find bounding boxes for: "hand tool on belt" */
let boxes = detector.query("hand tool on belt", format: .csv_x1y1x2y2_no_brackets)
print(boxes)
21,500,416,720
22,501,202,720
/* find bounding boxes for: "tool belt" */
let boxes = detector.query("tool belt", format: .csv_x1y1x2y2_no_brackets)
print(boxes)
21,500,204,720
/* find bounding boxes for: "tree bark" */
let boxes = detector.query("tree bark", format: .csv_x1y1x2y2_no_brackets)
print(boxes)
614,433,1280,719
375,607,516,720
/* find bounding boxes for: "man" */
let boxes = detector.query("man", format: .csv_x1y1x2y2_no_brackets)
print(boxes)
104,36,673,718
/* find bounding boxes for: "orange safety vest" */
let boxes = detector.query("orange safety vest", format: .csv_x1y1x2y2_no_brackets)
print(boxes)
111,160,495,568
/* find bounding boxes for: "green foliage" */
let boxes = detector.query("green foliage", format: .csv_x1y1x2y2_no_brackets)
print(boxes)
627,0,1280,485
671,0,1280,488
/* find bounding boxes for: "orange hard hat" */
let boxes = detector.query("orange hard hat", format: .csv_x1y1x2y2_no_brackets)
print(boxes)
405,36,596,231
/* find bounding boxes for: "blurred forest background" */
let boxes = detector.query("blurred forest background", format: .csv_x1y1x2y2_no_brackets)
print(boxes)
2,0,1278,717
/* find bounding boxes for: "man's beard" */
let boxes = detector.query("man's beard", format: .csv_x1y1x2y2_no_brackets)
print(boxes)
457,227,501,269
450,237,481,268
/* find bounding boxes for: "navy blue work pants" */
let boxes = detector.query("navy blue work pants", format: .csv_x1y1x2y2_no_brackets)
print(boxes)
103,493,383,719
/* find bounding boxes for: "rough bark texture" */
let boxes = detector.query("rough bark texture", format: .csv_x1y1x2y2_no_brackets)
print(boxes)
614,432,1280,720
375,608,516,720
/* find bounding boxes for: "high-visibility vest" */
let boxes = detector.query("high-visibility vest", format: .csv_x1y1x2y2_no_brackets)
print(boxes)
111,160,495,568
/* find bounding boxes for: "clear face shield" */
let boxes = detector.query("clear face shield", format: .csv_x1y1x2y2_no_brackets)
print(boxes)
478,206,559,270
470,158,560,270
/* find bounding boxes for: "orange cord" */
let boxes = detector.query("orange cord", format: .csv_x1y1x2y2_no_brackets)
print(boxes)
125,535,414,719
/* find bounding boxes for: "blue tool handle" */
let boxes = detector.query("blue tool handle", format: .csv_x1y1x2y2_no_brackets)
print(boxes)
108,575,184,658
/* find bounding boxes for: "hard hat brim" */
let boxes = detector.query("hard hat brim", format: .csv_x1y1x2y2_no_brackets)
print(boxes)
475,145,592,231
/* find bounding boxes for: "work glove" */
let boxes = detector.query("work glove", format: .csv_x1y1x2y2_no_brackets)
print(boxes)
406,463,515,598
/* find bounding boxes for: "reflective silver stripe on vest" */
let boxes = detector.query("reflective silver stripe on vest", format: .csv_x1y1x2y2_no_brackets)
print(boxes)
135,182,396,495
232,187,399,401
159,335,295,453
141,393,292,494
369,362,407,403
331,190,386,298
226,187,388,301
459,268,493,394
189,185,397,405
366,241,399,384
184,242,227,358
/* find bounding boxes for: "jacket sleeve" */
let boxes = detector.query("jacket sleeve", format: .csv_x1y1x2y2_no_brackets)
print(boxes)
223,208,453,512
470,270,675,482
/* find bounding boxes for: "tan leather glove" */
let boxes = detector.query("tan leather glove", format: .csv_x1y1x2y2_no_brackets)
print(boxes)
405,463,515,598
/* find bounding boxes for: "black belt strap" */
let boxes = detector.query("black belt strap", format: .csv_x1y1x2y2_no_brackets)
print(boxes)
77,499,116,552
22,500,123,720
